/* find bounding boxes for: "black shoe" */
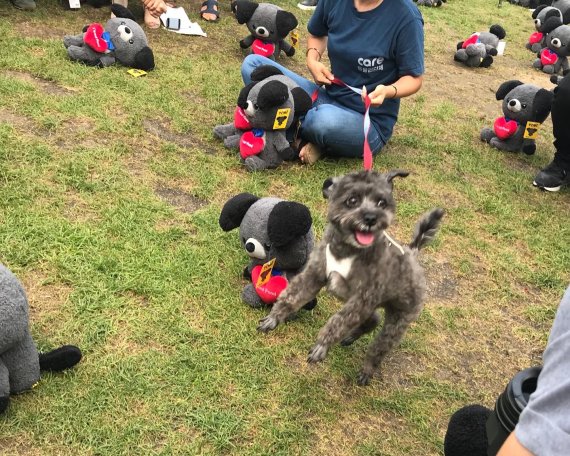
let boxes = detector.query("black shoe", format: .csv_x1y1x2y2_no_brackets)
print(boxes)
39,345,82,372
533,160,570,192
297,0,318,10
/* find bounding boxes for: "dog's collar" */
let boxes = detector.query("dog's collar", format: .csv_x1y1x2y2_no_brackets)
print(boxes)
383,232,405,255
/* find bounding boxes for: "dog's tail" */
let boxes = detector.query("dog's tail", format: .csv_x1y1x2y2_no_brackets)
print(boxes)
409,208,444,251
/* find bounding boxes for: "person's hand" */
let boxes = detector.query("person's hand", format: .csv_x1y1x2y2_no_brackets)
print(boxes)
144,0,167,17
362,84,394,107
307,60,334,86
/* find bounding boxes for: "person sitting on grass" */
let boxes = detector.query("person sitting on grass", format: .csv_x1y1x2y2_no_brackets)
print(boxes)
112,0,169,29
240,0,424,164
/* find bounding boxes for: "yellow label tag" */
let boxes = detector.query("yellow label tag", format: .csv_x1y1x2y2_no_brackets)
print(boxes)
127,69,148,78
273,108,291,130
290,29,299,50
256,258,275,287
524,121,541,139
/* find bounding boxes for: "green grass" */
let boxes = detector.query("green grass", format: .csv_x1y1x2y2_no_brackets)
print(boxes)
0,0,569,454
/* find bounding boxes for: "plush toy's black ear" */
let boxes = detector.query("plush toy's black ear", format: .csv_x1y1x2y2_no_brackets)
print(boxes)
531,4,547,18
322,177,338,199
257,80,288,110
251,65,284,81
542,14,563,33
444,405,492,456
291,87,312,116
386,169,410,183
563,9,570,25
232,0,259,24
111,4,136,20
496,80,523,100
489,24,506,40
237,82,256,109
219,193,259,231
268,201,312,247
275,10,298,38
456,41,464,50
134,47,155,71
532,88,554,122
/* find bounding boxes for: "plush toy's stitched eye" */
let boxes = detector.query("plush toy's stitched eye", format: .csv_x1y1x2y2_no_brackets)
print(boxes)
253,103,259,110
346,196,358,207
121,21,126,25
522,103,527,109
377,198,387,208
129,39,134,44
263,244,271,251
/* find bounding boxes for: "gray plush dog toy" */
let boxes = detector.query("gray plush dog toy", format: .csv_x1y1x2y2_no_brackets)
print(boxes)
213,65,312,171
258,170,444,386
527,5,563,54
219,193,317,311
231,0,298,59
533,24,570,75
454,25,506,68
63,4,155,71
481,80,553,154
0,263,82,414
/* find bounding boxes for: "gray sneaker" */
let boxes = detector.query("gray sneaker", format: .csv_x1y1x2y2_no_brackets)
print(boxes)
297,0,317,10
11,0,37,9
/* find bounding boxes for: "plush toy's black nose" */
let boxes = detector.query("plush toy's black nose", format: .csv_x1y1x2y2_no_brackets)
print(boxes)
245,242,255,253
509,100,516,107
363,213,377,226
124,26,131,34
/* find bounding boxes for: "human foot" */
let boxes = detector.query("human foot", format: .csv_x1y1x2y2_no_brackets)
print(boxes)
299,142,321,164
200,0,219,21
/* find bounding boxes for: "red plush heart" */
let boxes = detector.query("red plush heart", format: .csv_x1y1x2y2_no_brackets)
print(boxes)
240,130,265,158
541,48,559,66
529,32,543,45
233,106,251,130
252,39,275,58
494,117,518,140
251,265,288,304
84,23,108,53
462,33,480,49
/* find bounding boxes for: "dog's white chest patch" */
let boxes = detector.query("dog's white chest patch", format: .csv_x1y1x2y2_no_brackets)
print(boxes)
326,244,355,279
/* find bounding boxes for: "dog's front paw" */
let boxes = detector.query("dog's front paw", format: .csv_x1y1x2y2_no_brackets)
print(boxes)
357,371,372,386
258,315,279,333
307,344,328,363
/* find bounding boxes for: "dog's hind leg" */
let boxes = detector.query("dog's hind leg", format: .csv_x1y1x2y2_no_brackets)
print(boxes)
357,307,422,386
340,312,380,346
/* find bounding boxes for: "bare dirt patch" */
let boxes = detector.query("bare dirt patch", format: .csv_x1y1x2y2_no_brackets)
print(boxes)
0,107,48,136
143,118,210,152
13,21,69,40
155,185,208,213
3,70,76,96
424,261,459,303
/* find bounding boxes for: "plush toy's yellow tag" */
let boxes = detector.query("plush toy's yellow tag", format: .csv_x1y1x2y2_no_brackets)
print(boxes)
273,108,291,130
524,121,541,139
127,69,148,78
256,258,276,287
290,29,299,50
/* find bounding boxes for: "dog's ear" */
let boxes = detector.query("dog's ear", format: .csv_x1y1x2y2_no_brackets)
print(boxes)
268,202,312,247
386,169,410,183
219,193,259,231
496,80,523,100
322,177,338,199
232,0,258,24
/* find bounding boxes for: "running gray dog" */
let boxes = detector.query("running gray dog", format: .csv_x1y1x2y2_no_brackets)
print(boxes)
258,170,444,385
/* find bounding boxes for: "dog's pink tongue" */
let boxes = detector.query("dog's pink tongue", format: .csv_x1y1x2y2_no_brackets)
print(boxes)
355,231,375,246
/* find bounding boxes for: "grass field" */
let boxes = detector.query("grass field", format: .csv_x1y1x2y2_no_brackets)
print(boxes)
0,0,569,454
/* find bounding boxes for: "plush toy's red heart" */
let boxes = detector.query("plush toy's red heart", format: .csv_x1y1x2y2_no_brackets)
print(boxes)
252,39,275,58
494,117,518,140
541,48,559,66
462,33,480,48
240,130,265,158
84,23,108,53
251,265,288,304
234,106,251,130
529,32,543,45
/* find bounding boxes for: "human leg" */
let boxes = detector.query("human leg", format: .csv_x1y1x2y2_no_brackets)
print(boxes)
299,103,383,159
533,74,570,191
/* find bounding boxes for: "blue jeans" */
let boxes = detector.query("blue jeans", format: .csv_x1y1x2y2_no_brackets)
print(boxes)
241,54,384,158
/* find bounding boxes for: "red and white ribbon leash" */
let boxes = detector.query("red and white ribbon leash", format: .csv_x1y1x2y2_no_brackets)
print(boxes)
311,78,373,171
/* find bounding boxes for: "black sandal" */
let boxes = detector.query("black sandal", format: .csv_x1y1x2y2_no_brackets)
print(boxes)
200,0,220,21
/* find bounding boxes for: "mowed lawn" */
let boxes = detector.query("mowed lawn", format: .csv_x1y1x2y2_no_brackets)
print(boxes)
0,0,569,454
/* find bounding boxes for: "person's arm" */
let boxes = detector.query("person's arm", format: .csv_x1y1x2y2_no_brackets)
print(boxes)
306,34,334,86
497,432,534,456
362,75,423,107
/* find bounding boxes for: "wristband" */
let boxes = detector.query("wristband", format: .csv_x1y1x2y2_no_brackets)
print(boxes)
391,84,398,98
306,47,322,62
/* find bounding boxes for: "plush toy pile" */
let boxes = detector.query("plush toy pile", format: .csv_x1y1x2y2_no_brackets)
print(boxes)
454,25,506,68
213,65,312,171
0,264,82,414
219,193,317,311
480,80,553,154
231,0,298,60
527,5,564,53
63,5,155,71
532,24,570,75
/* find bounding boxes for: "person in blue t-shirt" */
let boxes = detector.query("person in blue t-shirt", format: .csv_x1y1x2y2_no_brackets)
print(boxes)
240,0,424,164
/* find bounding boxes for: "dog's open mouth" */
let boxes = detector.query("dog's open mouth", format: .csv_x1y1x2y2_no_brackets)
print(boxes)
354,230,375,246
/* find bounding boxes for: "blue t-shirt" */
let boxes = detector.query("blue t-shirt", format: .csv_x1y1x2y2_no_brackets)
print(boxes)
308,0,424,143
